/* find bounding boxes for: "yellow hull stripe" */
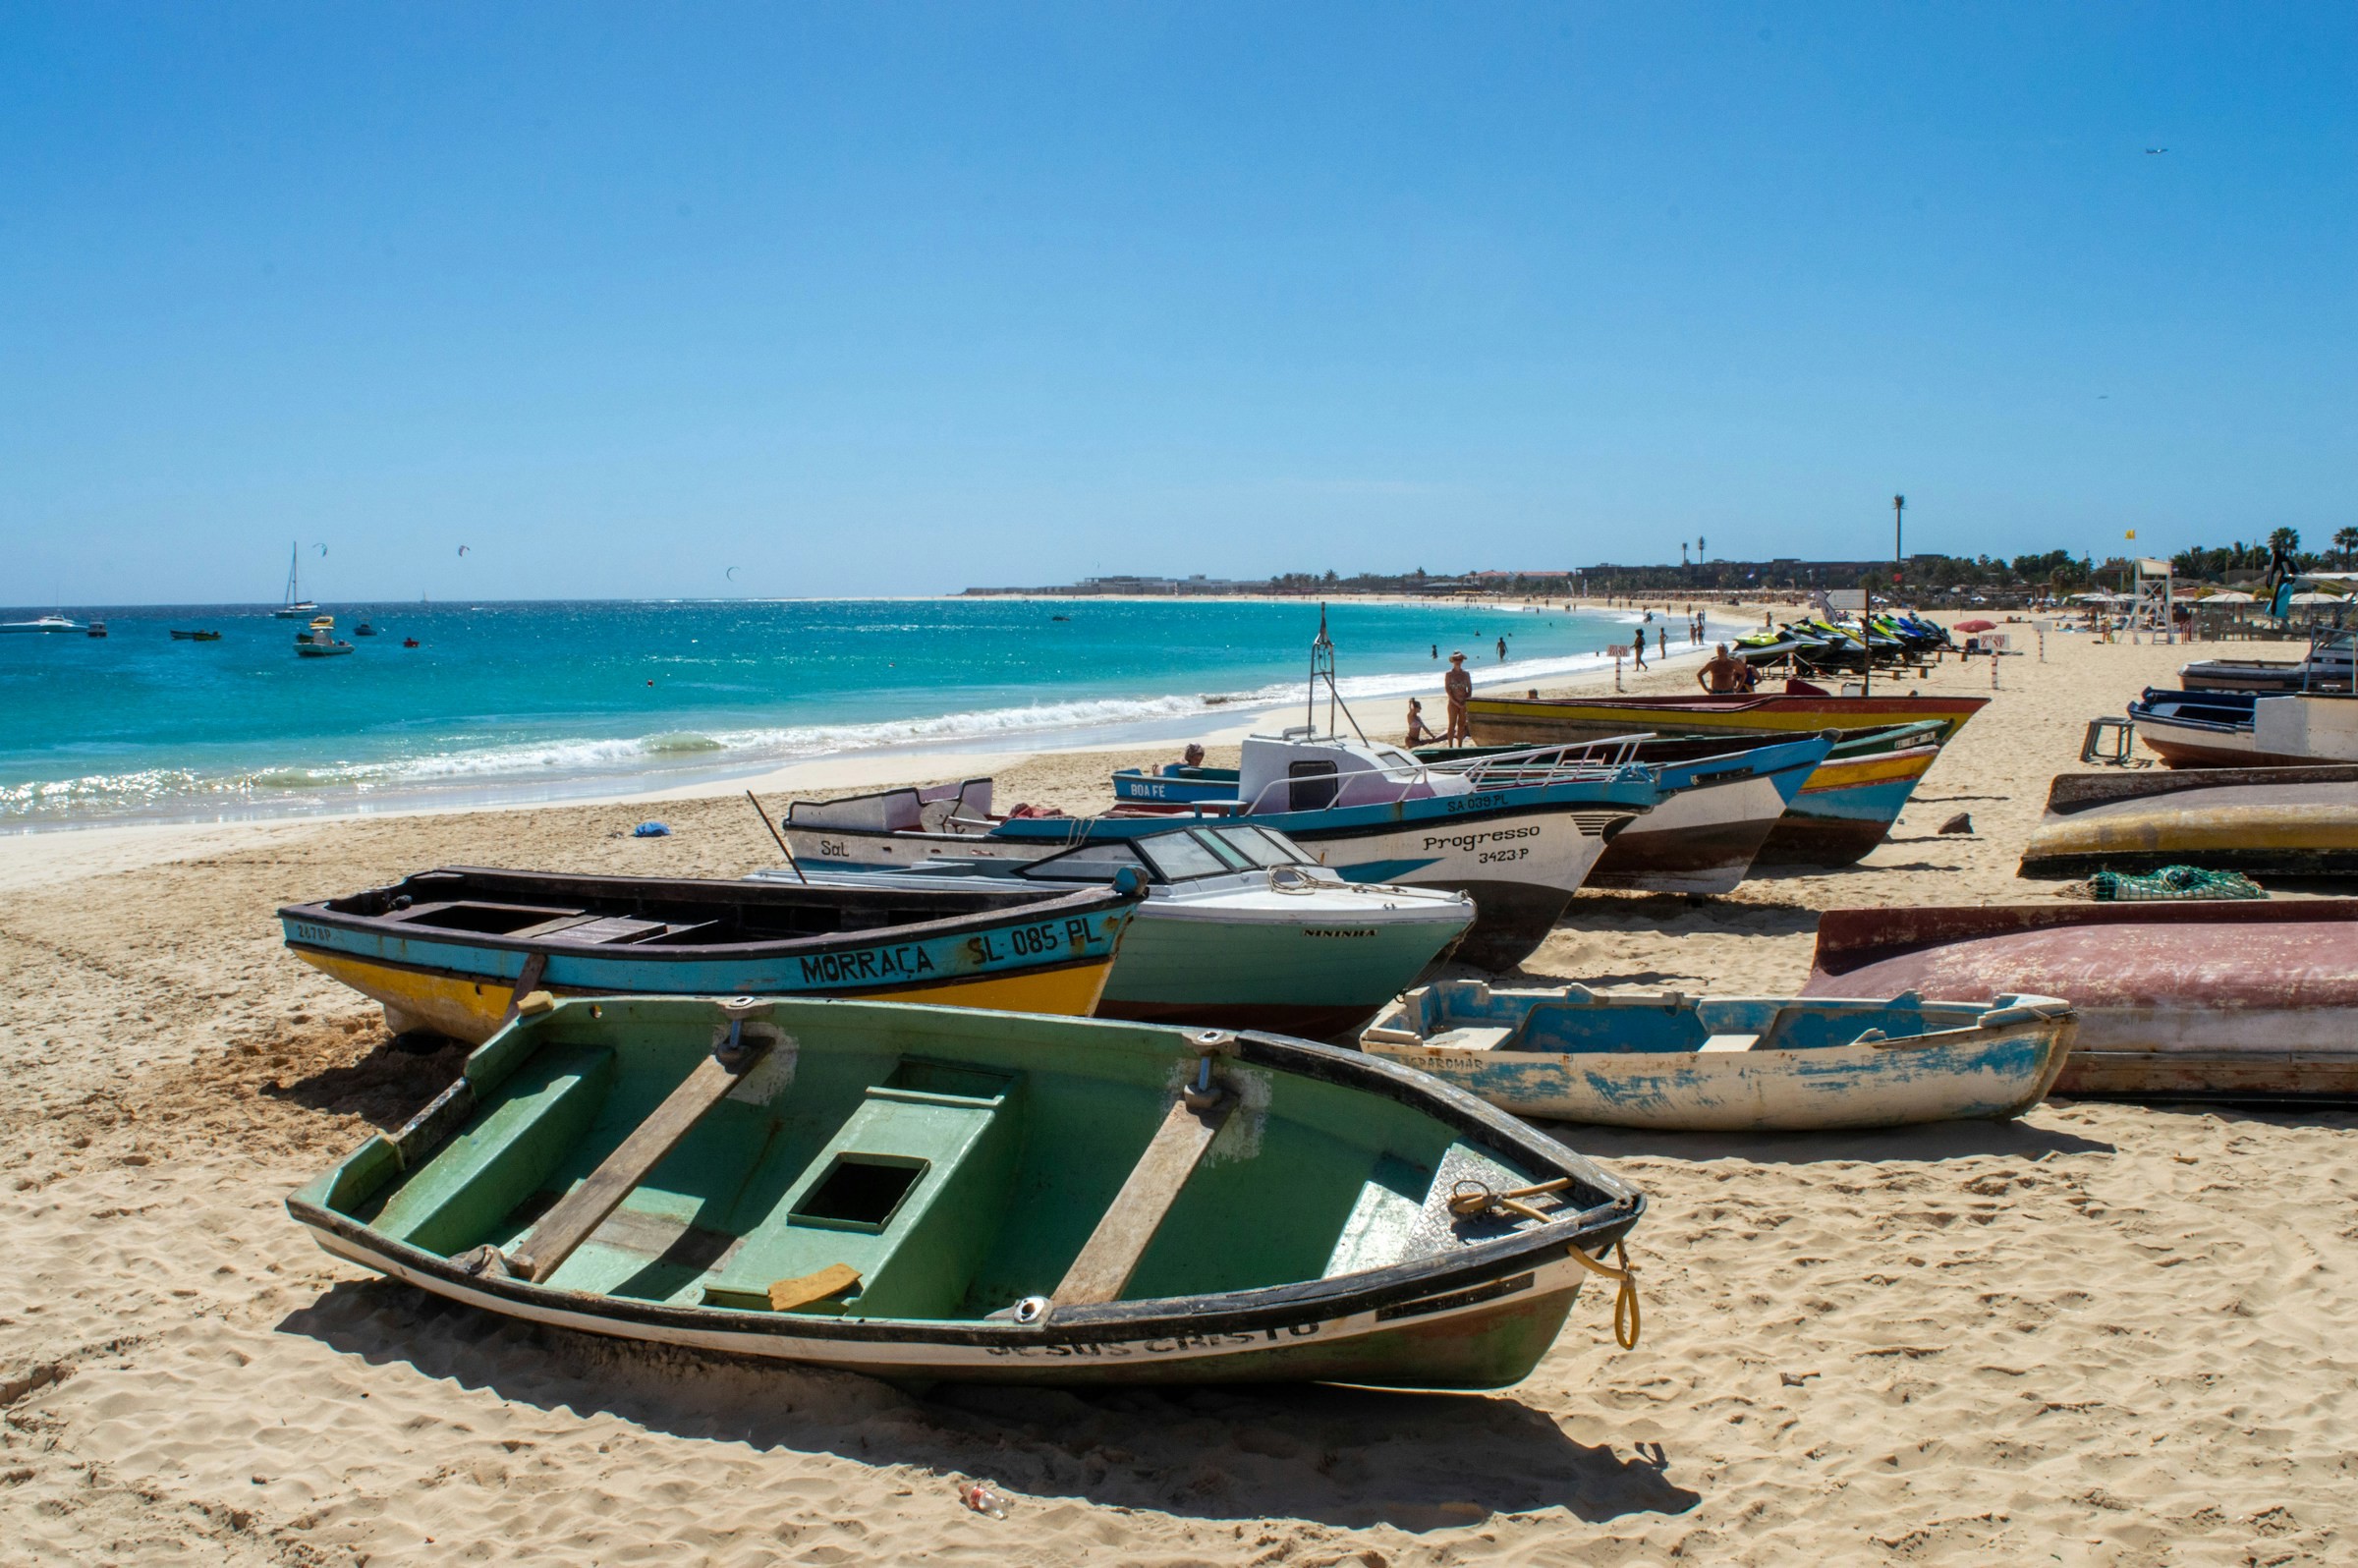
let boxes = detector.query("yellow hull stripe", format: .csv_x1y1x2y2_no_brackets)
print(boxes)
295,949,1115,1045
2030,804,2358,860
1800,750,1939,794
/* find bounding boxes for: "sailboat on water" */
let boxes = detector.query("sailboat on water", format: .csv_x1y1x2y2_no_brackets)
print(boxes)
273,542,320,619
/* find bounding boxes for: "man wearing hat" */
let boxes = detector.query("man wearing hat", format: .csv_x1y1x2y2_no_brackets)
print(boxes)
1442,650,1474,744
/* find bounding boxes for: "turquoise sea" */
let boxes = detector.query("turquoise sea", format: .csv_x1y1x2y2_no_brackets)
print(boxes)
0,597,1694,829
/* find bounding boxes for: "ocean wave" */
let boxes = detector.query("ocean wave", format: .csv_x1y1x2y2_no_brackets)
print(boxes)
0,621,1743,828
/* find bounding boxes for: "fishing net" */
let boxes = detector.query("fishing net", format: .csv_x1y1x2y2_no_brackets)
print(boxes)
2086,866,2267,902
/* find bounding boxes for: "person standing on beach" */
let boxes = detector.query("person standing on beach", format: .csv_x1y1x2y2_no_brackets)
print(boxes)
1496,635,1507,662
1442,651,1473,743
1631,635,1647,672
1697,644,1748,694
1657,625,1668,661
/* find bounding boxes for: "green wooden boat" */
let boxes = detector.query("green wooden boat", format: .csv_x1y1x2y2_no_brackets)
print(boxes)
288,994,1646,1388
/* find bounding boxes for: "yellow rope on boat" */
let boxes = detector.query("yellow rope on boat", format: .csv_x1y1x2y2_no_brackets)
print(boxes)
1448,1178,1643,1350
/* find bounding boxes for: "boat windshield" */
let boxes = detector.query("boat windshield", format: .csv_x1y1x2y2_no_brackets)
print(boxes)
1207,825,1312,868
1012,843,1150,883
1014,825,1316,884
1134,830,1233,881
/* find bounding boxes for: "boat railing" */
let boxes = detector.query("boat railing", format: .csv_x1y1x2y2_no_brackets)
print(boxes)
1439,735,1655,789
1226,739,1653,817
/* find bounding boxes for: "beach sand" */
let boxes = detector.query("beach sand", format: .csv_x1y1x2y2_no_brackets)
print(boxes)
4,621,2351,1565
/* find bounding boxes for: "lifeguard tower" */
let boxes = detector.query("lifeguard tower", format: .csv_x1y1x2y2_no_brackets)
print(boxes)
2132,558,2174,644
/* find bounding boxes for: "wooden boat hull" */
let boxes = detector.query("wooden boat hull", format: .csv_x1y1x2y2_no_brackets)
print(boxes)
790,798,1645,971
282,868,1140,1044
1465,693,1989,748
764,862,1476,1044
2131,688,2358,768
288,996,1646,1388
1363,982,2073,1131
1754,740,1942,865
1804,902,2358,1100
1113,766,1240,806
295,945,1114,1044
1585,736,1827,894
2018,766,2358,877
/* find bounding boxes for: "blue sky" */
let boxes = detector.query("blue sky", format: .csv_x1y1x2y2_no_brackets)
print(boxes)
2,3,2350,603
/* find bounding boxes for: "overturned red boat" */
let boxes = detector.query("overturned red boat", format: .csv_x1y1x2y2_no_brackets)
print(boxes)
1803,901,2358,1102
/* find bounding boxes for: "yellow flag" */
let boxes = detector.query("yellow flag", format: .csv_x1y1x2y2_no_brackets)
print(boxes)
2126,530,2136,540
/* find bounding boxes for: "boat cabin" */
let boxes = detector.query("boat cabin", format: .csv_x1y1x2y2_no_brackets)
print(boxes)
1234,731,1464,814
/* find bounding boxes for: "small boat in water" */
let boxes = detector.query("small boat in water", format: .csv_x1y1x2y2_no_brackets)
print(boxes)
273,541,320,618
762,821,1476,1041
354,621,378,637
295,615,354,657
84,620,106,638
170,629,223,642
280,866,1145,1043
0,614,84,634
2019,765,2358,878
1361,980,2072,1131
403,637,421,647
1806,901,2358,1100
287,994,1647,1387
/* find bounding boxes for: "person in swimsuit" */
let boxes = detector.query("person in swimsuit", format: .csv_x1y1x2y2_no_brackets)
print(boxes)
1405,699,1435,747
1442,652,1474,744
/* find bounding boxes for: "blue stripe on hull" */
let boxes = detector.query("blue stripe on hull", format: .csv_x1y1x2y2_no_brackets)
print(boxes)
284,912,1127,997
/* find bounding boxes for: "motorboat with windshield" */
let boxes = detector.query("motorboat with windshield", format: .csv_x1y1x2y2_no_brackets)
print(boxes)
764,820,1476,1041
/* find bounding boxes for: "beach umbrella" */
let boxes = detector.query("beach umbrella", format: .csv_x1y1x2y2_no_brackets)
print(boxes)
2287,591,2349,605
1954,618,1997,633
2202,588,2257,603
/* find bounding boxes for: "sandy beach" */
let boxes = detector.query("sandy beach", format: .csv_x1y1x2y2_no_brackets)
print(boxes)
4,619,2351,1566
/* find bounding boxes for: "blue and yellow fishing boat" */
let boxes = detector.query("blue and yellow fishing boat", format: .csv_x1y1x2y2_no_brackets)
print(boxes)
279,866,1144,1042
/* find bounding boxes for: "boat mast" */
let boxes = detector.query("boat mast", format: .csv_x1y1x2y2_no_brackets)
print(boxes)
286,541,300,608
1305,605,1368,743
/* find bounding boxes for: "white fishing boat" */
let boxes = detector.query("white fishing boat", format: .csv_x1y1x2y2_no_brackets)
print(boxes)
274,542,321,619
780,738,1656,969
0,614,84,634
761,820,1477,1041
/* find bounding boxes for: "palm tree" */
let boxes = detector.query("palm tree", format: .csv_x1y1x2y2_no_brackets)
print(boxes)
2336,527,2358,567
2271,526,2302,556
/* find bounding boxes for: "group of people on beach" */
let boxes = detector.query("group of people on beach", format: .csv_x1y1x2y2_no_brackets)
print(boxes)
1397,632,1755,748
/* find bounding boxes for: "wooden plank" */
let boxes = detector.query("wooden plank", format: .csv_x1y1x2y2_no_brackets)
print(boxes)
768,1262,862,1312
1699,1034,1760,1053
499,952,548,1023
1053,1091,1234,1306
508,1036,767,1284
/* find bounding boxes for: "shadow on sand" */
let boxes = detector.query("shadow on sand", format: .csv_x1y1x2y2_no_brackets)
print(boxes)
277,1282,1701,1531
1547,1114,2116,1167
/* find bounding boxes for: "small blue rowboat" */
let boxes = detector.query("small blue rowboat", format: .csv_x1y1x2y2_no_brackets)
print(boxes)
1360,980,2074,1131
1113,764,1241,806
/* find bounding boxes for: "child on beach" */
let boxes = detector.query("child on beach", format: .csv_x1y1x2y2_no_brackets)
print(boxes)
1404,699,1435,747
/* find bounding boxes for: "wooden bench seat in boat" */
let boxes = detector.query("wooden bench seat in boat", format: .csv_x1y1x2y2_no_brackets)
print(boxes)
368,1042,617,1258
701,1061,1023,1317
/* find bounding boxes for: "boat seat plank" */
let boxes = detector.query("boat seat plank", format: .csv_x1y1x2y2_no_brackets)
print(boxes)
509,1037,769,1284
1700,1034,1761,1053
507,912,601,940
560,915,671,945
1053,1091,1235,1306
1425,1025,1520,1053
